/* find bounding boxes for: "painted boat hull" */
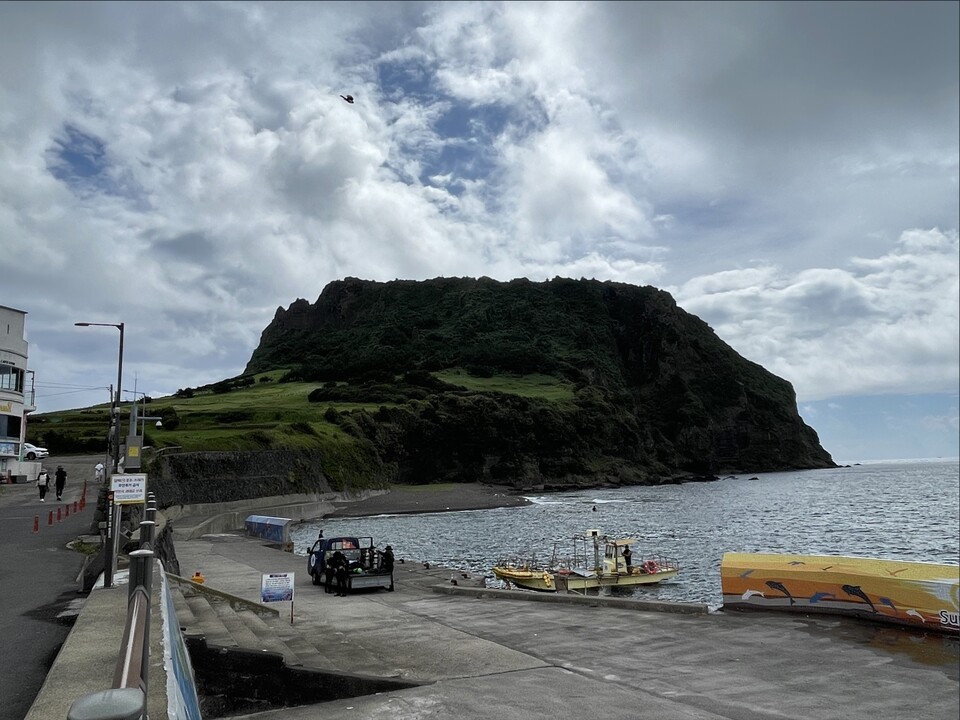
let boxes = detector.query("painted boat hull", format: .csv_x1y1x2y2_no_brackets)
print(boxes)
555,566,679,591
721,552,960,635
495,563,680,592
492,566,557,592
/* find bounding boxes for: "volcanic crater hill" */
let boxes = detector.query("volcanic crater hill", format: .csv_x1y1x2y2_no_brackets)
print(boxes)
245,276,834,488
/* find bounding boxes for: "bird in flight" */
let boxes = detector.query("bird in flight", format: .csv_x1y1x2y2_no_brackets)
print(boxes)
340,94,354,104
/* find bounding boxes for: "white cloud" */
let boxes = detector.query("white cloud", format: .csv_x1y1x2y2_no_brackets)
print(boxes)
0,1,954,463
674,229,959,401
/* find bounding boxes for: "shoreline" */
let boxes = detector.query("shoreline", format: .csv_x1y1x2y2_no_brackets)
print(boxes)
323,482,532,518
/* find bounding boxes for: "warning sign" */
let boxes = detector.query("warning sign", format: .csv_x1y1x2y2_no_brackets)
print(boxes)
110,474,147,505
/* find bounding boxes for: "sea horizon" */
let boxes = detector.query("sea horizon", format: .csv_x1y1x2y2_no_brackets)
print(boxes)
833,456,960,466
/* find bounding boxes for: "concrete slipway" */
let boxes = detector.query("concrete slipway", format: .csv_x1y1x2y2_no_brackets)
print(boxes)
171,532,958,720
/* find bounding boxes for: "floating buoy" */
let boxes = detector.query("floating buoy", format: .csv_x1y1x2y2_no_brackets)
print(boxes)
192,571,205,585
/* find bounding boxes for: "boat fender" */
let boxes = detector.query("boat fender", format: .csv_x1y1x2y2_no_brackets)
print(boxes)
543,571,554,587
644,560,659,575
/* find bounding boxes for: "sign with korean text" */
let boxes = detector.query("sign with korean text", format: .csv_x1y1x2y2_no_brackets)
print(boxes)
110,473,147,505
261,572,295,603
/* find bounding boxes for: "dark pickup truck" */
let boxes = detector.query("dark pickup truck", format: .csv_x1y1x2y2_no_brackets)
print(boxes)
306,535,393,592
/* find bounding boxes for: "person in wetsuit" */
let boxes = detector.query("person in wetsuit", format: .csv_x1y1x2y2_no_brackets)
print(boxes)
381,545,395,591
331,550,349,597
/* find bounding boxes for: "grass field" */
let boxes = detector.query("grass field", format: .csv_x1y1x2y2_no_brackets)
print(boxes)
433,369,574,402
29,368,575,454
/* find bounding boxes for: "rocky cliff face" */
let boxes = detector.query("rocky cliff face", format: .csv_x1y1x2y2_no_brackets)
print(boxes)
245,277,834,485
150,449,334,507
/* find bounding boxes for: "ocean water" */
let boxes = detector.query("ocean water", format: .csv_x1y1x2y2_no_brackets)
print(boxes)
290,459,960,607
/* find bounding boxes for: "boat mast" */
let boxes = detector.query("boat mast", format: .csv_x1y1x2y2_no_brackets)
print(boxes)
591,530,601,577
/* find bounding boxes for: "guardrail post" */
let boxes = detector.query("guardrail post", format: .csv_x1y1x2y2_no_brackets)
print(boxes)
138,520,156,550
66,687,145,720
128,547,154,709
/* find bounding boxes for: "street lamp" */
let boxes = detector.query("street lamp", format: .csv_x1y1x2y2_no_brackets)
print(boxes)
75,322,124,474
139,417,163,436
75,321,124,590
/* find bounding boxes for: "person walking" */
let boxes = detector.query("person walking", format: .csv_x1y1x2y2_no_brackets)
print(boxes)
381,545,395,591
36,467,50,502
54,465,67,501
94,462,104,483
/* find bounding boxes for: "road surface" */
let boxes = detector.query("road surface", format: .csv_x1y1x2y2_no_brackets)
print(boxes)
0,455,101,720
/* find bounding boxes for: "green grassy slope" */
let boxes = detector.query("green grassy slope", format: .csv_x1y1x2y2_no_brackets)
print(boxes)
28,368,574,455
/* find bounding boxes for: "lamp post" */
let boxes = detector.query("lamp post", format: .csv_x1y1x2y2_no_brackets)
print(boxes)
75,321,124,589
122,389,147,440
75,322,124,474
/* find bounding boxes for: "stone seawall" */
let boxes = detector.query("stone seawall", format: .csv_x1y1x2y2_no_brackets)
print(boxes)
150,449,338,507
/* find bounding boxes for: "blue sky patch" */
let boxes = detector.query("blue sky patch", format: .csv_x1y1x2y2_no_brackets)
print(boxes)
377,58,435,102
48,124,108,184
47,124,144,205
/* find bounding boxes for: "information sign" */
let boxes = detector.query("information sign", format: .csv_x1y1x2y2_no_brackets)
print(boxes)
110,473,147,505
261,572,295,603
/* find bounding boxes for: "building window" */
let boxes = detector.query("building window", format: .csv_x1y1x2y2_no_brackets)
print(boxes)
0,413,22,441
0,365,24,392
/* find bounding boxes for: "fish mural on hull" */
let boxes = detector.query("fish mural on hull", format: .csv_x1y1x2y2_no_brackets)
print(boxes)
765,580,796,605
721,553,960,635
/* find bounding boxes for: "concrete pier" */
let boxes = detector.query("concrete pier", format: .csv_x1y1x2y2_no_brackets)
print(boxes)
170,532,958,720
24,501,959,720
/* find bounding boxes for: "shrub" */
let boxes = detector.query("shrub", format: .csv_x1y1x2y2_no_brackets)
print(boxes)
246,430,272,447
290,421,317,435
215,410,255,423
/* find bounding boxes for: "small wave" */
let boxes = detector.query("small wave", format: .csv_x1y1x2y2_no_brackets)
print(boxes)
523,496,568,505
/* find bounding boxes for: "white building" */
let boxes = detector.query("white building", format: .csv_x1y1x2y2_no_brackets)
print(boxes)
0,304,36,482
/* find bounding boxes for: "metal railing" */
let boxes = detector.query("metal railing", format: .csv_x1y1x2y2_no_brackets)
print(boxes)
67,495,158,720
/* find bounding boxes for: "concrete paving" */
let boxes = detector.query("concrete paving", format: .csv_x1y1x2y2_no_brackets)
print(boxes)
17,485,959,720
175,533,960,720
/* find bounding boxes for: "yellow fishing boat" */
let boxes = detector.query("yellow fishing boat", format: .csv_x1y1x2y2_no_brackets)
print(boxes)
554,532,679,592
721,552,960,635
493,530,680,593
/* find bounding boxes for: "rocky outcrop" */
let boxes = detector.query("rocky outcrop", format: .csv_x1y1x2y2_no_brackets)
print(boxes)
242,277,834,483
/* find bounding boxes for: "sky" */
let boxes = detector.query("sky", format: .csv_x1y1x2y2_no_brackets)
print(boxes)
1,1,957,463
